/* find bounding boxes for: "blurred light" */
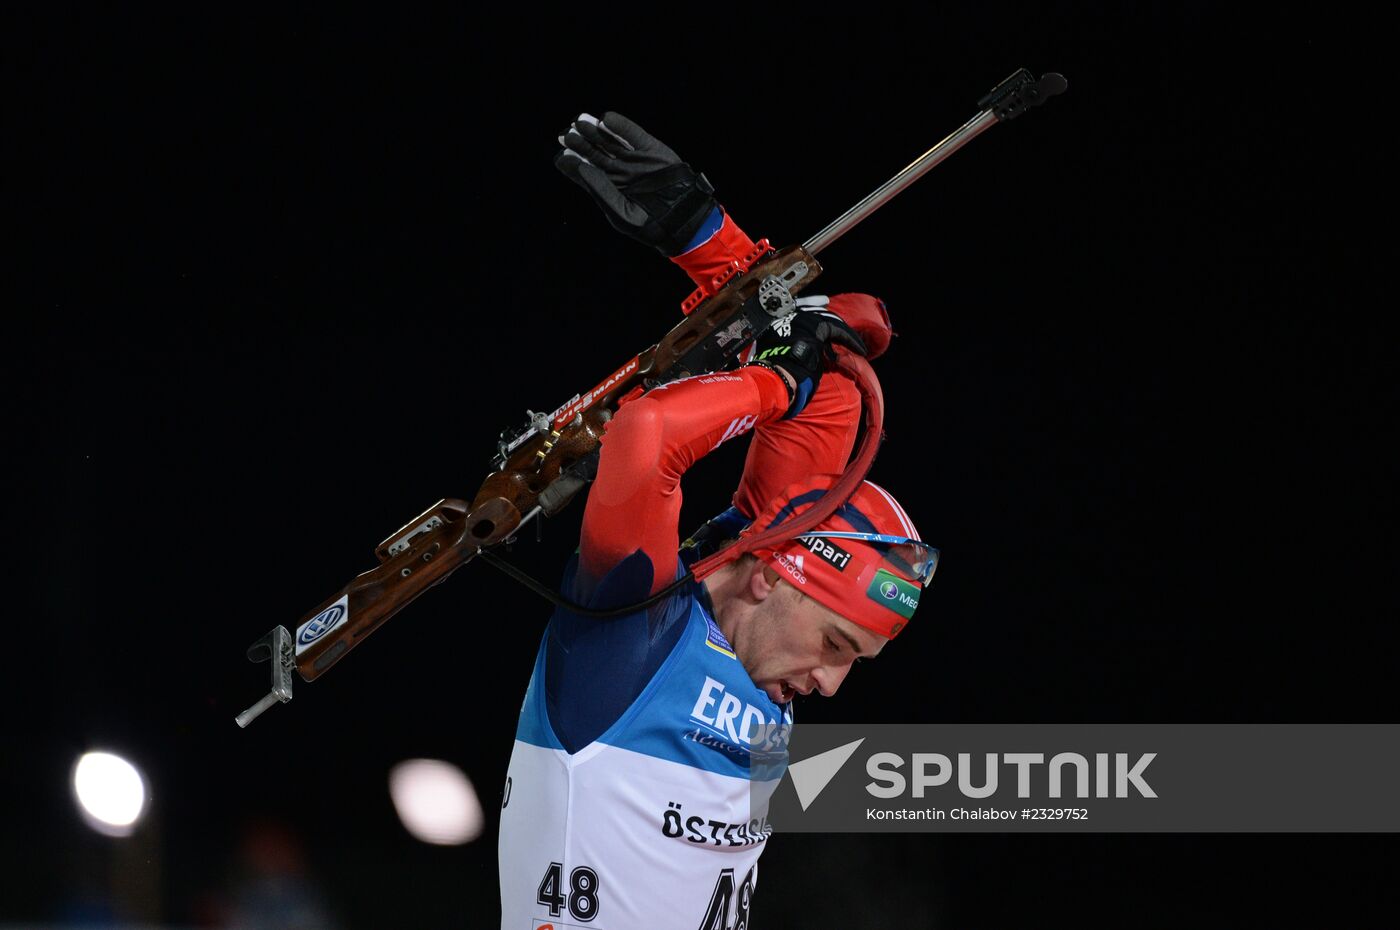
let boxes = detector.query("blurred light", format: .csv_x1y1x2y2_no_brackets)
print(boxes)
72,751,148,837
388,758,483,845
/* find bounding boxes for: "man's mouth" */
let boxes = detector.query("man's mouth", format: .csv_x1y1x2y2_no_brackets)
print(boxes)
769,681,796,703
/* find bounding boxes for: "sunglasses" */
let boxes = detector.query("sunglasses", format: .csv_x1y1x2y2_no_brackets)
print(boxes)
792,532,940,585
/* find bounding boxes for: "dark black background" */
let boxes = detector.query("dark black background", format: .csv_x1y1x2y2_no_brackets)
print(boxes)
8,6,1394,928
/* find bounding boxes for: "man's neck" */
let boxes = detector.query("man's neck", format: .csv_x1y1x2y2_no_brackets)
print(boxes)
700,562,750,653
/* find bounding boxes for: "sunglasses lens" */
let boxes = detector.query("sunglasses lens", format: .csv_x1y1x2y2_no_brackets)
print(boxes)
884,540,938,585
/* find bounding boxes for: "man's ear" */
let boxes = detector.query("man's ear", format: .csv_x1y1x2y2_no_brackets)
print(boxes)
749,562,781,602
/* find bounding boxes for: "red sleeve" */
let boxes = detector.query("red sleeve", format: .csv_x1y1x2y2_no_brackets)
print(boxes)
732,369,862,521
580,365,791,593
669,210,759,289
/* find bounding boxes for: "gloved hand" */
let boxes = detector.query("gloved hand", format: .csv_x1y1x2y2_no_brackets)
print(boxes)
554,111,718,256
748,303,868,419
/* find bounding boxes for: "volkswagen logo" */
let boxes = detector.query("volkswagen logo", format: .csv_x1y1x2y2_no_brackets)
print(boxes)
297,603,346,645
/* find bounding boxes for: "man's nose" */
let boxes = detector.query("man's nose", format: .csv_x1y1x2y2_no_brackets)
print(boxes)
812,663,852,697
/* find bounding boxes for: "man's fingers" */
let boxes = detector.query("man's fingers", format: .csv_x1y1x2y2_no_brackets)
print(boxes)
597,111,654,147
563,128,615,170
838,332,869,356
560,112,629,166
555,148,594,170
600,111,680,161
554,148,594,187
574,119,630,161
577,112,633,151
824,320,868,357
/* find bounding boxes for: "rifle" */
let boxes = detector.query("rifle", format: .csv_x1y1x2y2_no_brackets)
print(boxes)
236,68,1066,727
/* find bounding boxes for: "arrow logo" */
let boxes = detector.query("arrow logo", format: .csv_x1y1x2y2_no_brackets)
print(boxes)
787,738,865,811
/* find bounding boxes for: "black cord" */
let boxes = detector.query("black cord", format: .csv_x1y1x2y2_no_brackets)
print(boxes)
477,548,696,618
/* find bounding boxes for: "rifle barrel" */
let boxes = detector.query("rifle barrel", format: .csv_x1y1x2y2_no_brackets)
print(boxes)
803,109,998,257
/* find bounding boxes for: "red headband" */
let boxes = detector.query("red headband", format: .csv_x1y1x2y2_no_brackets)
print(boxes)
747,478,924,639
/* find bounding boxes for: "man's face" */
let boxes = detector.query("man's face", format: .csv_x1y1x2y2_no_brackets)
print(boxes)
739,574,889,705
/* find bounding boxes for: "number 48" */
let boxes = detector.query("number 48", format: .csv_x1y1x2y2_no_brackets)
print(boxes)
537,861,599,922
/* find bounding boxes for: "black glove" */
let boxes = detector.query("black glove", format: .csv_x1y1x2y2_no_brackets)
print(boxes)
748,304,868,419
554,111,718,256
